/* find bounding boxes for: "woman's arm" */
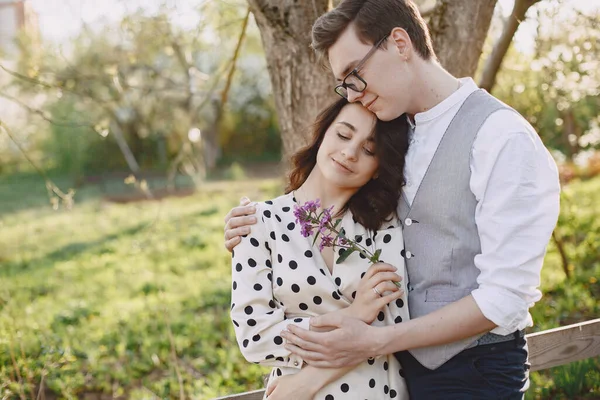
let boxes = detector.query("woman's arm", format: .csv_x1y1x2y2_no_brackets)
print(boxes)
265,364,357,400
230,202,310,370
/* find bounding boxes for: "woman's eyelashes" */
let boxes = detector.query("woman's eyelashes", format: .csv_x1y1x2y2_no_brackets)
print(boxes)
336,132,376,157
336,132,350,141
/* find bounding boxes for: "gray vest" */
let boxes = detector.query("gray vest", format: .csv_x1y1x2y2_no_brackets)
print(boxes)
397,90,511,370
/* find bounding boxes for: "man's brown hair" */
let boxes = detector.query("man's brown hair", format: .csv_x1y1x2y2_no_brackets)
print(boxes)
312,0,435,64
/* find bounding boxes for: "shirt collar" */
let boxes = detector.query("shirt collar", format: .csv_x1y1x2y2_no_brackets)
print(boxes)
413,77,478,126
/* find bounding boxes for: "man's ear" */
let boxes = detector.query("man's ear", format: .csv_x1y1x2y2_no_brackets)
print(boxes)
389,27,413,61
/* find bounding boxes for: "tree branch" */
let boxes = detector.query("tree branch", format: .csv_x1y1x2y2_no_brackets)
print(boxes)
0,120,75,209
221,8,250,106
420,2,440,19
479,0,542,92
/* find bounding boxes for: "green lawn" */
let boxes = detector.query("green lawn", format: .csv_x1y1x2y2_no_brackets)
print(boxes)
0,173,598,399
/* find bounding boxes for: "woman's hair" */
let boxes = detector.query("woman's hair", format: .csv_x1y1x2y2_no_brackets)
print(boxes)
286,98,409,231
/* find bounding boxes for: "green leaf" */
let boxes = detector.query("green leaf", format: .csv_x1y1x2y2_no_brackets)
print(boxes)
371,249,382,263
312,232,320,247
336,248,355,264
333,219,342,230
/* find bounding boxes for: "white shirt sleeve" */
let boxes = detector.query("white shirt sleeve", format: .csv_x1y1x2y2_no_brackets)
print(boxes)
470,110,561,335
230,203,309,369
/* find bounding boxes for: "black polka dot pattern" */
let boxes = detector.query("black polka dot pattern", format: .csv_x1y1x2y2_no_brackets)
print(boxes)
230,195,408,398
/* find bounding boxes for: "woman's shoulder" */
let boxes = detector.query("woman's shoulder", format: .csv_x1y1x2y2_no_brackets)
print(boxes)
251,193,296,225
254,193,295,213
343,212,402,237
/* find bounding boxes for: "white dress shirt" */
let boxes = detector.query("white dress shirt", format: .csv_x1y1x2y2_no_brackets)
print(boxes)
402,78,561,335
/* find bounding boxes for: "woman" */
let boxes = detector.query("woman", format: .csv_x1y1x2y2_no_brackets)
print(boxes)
230,98,410,399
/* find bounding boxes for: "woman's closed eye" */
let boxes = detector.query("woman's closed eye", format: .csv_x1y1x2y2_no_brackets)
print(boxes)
363,147,375,156
337,132,375,156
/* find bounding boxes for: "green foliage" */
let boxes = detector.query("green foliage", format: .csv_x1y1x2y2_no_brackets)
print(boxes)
6,2,280,180
0,174,597,399
493,7,600,164
0,175,282,398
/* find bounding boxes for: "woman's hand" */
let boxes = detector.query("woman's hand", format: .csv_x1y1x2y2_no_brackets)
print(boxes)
265,372,319,400
348,262,403,324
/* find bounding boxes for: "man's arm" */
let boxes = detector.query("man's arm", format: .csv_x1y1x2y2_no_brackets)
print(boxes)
283,117,560,368
468,115,561,334
282,294,495,368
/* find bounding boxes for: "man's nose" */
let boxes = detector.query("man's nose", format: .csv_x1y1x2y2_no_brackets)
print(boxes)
346,88,364,103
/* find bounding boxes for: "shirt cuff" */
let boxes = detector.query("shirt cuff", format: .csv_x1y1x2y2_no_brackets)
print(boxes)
471,286,529,334
284,317,311,369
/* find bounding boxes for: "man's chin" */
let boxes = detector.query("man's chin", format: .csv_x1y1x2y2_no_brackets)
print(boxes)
376,109,406,122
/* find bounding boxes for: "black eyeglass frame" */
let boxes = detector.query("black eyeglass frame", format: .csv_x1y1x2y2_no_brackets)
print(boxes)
334,35,389,99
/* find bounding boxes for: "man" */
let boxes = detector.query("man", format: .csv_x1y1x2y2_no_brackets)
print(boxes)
224,0,560,398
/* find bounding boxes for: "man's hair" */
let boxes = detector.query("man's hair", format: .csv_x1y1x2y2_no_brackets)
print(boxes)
312,0,435,65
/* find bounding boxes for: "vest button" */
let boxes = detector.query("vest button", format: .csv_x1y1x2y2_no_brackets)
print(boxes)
405,218,413,226
406,251,413,259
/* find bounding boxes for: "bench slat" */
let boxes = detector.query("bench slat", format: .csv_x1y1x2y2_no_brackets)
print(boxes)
527,318,600,372
216,319,600,399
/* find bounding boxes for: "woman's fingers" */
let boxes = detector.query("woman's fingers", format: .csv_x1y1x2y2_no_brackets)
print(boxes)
368,271,402,289
362,262,397,280
375,281,400,294
381,288,404,303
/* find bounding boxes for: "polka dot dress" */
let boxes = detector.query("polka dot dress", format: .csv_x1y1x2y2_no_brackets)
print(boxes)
231,193,410,399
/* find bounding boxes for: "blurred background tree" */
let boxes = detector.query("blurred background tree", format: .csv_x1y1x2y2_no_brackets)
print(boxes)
0,0,599,398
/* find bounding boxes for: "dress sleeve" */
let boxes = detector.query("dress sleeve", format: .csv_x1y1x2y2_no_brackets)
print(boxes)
230,202,310,369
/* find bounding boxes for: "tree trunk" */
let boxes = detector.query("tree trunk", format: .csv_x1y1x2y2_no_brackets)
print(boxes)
428,0,498,78
479,0,541,92
247,0,336,160
251,0,500,157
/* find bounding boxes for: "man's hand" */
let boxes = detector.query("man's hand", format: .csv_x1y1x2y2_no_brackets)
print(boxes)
223,197,258,252
265,373,319,400
281,313,383,368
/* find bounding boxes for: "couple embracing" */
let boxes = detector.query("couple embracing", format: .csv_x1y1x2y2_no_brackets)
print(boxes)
223,1,560,399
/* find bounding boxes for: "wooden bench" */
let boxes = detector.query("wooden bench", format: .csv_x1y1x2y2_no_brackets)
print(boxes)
216,318,600,400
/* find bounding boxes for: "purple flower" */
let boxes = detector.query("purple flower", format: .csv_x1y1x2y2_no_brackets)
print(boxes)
300,223,314,238
337,237,349,246
319,234,335,251
318,205,334,234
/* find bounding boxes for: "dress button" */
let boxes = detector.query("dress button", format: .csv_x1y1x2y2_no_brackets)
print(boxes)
293,361,299,366
405,218,412,226
406,251,413,259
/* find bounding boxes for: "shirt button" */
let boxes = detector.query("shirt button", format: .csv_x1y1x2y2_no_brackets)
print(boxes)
406,251,413,259
405,218,413,226
409,138,415,145
406,180,412,186
293,361,299,366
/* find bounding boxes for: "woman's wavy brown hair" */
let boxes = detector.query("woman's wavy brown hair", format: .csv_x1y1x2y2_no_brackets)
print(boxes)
286,98,409,231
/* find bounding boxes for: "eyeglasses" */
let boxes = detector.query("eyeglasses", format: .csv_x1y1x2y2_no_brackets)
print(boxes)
334,35,389,100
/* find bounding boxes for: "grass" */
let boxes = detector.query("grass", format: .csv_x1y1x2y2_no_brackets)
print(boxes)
0,172,598,399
